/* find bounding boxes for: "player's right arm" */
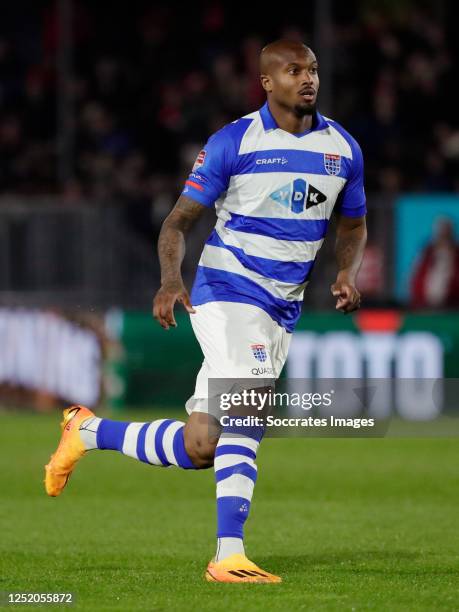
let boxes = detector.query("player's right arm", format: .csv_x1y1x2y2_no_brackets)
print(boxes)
153,123,235,329
153,195,207,330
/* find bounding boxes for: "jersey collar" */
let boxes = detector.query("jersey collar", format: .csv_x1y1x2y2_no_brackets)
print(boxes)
259,101,328,136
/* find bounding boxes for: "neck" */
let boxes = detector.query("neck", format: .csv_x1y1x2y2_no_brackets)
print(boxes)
267,98,314,134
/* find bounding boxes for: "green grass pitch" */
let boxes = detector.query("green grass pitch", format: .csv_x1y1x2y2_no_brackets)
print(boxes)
1,409,458,611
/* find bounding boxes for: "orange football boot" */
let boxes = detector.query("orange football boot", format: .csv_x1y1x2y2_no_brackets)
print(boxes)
205,553,282,583
44,405,95,497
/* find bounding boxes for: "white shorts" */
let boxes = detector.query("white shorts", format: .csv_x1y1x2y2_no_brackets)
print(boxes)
185,301,292,416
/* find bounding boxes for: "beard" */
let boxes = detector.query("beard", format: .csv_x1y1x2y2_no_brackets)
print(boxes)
293,101,316,116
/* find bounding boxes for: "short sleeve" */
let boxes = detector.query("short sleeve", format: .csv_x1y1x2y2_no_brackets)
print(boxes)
335,139,366,218
181,129,232,208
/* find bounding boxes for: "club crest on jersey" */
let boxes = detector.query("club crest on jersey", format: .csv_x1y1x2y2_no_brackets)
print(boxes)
324,153,341,176
251,344,267,363
192,149,206,171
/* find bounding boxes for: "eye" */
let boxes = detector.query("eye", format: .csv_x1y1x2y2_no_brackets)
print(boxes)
310,67,318,74
288,68,298,75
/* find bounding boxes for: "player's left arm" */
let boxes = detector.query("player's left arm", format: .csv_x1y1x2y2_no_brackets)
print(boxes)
331,133,367,313
331,214,367,313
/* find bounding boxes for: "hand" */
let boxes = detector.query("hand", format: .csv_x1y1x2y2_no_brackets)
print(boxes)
153,280,196,329
330,278,361,314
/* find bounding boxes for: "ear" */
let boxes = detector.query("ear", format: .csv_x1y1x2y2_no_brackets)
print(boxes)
260,74,272,93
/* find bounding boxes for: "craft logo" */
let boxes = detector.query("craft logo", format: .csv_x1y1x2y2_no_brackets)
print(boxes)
256,157,288,165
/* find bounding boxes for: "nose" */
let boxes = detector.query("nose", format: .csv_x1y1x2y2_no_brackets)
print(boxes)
301,70,314,86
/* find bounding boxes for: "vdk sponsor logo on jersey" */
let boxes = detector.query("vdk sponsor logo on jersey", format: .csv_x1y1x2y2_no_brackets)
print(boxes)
269,179,326,214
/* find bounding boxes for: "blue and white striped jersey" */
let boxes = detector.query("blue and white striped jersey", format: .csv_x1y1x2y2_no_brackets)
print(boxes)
182,101,366,332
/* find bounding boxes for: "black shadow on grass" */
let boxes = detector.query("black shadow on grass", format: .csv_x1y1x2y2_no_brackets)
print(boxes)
257,550,426,573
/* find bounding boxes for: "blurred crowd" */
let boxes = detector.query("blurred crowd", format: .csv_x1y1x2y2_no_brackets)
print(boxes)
0,0,457,217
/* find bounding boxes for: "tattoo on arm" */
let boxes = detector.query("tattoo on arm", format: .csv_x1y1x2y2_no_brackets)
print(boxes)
335,216,367,283
157,196,209,285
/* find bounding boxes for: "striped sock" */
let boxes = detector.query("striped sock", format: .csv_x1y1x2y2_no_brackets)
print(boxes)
214,424,264,560
79,417,195,469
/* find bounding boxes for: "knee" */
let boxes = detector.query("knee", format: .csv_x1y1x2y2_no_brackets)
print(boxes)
184,430,217,469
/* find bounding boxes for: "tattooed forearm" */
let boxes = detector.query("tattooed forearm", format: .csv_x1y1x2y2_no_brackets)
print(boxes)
158,228,185,285
334,216,367,283
158,196,208,285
